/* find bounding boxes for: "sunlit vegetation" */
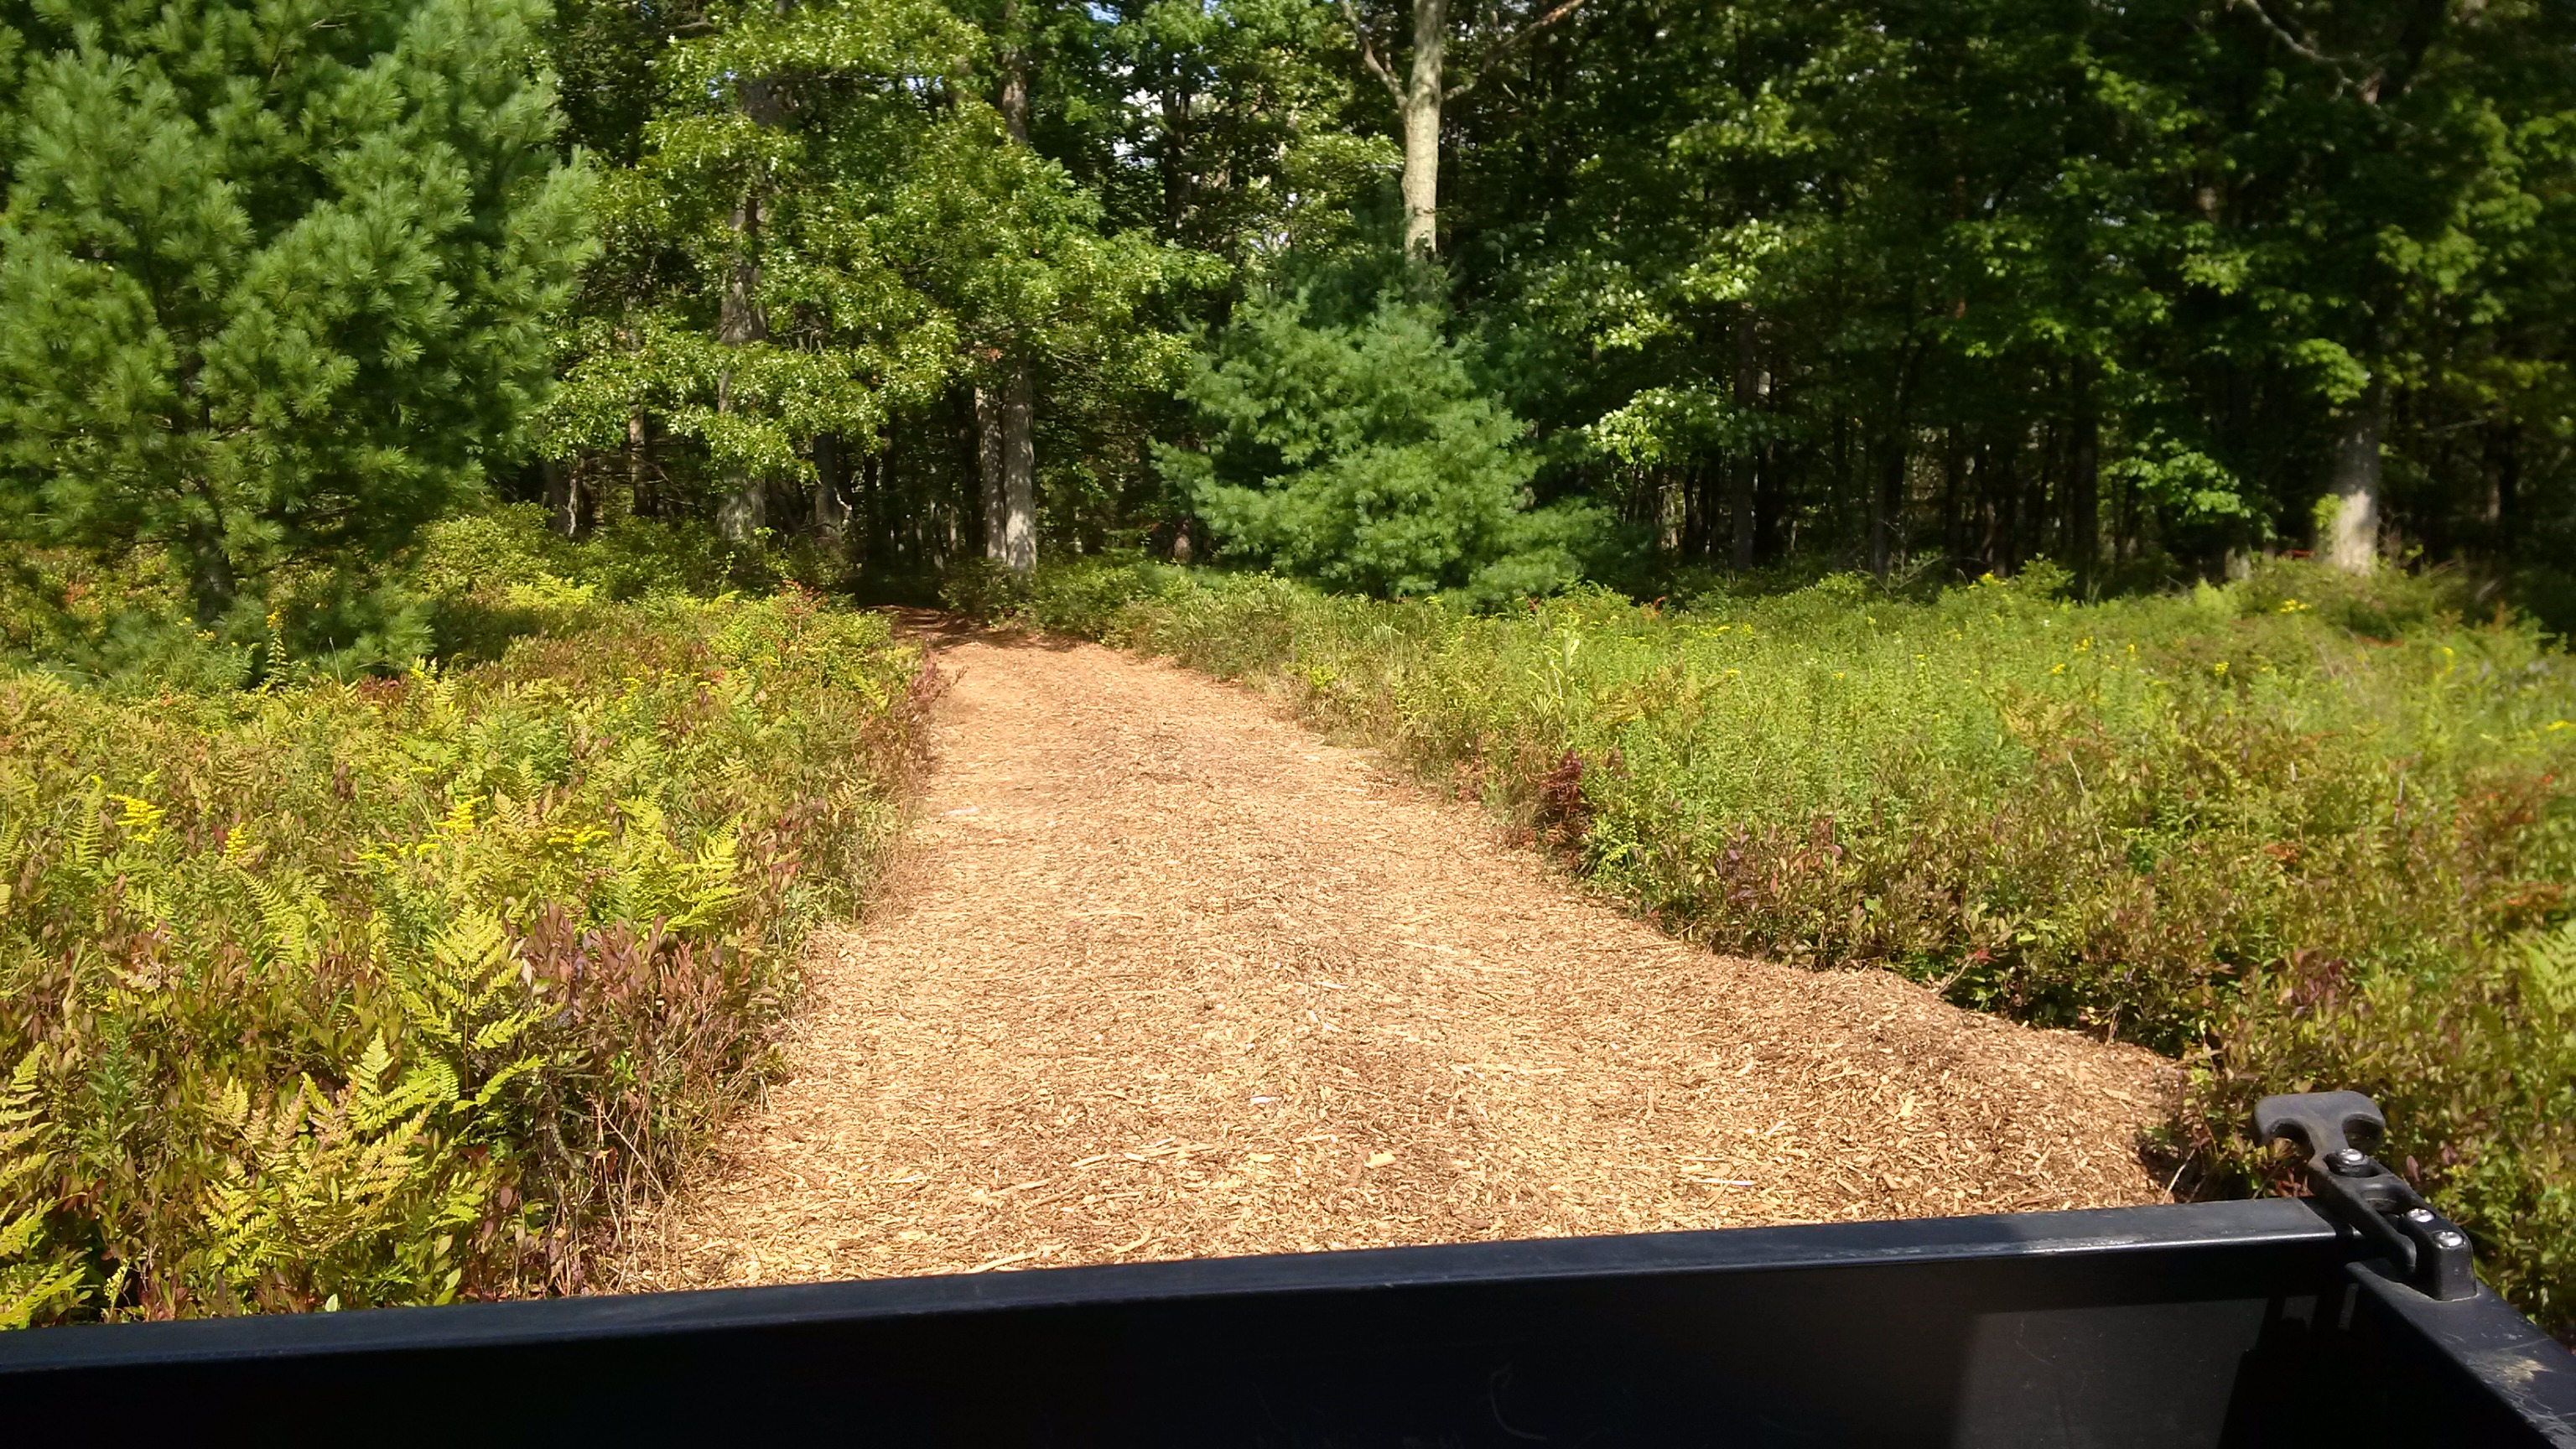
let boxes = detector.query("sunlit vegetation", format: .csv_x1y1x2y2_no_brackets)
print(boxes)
1012,556,2576,1332
0,531,926,1324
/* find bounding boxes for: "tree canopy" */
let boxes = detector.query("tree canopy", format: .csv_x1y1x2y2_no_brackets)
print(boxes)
4,0,2573,621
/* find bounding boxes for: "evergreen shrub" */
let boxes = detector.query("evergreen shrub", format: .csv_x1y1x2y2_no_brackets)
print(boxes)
0,0,592,635
1161,288,1602,607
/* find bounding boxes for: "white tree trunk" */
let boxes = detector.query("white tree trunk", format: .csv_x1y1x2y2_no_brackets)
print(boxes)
1400,0,1446,257
1000,361,1036,574
2328,383,2381,574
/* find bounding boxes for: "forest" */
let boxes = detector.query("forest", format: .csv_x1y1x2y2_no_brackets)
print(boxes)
0,0,2573,1334
538,0,2576,614
8,0,2567,631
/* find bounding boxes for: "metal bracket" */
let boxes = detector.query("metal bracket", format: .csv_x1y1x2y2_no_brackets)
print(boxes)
2256,1090,2477,1301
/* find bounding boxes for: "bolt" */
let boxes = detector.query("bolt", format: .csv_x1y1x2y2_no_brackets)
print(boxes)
2404,1207,2437,1224
2432,1230,2467,1251
2329,1147,2372,1175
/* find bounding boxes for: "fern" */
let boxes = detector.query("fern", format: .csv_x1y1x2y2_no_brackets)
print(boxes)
0,592,921,1317
0,1054,85,1327
64,780,101,874
2524,918,2576,1027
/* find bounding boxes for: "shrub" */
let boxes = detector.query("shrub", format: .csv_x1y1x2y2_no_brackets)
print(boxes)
0,590,927,1322
0,0,592,634
1161,288,1601,607
1025,557,2576,1333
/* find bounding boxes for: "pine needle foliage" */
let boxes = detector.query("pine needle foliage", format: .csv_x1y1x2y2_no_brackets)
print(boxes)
0,588,927,1321
1165,286,1602,607
0,0,593,634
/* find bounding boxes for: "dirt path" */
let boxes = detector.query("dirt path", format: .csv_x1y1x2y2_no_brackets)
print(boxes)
615,624,2176,1290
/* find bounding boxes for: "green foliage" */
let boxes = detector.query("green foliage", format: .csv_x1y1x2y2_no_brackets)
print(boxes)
543,0,1204,508
1165,287,1601,605
1025,555,2576,1333
0,0,594,631
937,556,1036,621
0,590,927,1319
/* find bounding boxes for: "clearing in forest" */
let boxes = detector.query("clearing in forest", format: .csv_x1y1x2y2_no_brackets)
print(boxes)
614,620,2175,1290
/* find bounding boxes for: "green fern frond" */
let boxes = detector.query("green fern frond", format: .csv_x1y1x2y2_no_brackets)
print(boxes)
2523,918,2576,1024
0,1253,87,1330
65,782,102,873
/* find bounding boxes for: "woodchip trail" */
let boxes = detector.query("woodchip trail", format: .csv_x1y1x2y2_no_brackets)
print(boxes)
613,621,2176,1290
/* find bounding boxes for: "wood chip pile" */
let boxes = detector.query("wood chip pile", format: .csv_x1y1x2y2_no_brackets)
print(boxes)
613,624,2177,1291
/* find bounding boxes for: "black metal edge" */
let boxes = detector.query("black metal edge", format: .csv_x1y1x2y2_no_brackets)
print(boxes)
2347,1261,2576,1446
0,1197,2339,1372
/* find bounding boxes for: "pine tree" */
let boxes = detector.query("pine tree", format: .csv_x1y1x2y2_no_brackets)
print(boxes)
0,0,591,630
1166,284,1599,604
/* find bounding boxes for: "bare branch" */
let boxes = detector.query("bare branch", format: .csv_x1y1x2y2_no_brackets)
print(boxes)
1445,0,1589,101
1340,0,1407,102
2225,0,2348,71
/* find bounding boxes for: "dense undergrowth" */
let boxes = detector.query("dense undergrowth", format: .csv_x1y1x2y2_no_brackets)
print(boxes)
0,522,927,1324
1006,557,2576,1332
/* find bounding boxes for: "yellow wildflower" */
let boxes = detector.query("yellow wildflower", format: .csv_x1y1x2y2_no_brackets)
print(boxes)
107,793,164,845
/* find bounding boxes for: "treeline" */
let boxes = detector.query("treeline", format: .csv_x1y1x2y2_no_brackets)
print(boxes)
2,0,2571,639
524,0,2576,606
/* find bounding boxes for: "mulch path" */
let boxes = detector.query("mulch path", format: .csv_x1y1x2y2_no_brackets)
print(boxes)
611,621,2178,1290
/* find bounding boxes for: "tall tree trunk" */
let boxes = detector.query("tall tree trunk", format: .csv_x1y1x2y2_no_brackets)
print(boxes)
1729,308,1758,570
189,522,236,630
717,73,781,546
1001,361,1036,571
2328,381,2382,574
1868,343,1923,577
2485,419,2519,542
981,18,1040,574
715,213,767,543
1940,428,1965,572
626,409,652,519
1680,463,1709,560
1160,85,1194,239
977,383,1006,562
813,433,849,540
2067,356,2100,593
543,458,588,538
1870,439,1903,578
1400,0,1446,257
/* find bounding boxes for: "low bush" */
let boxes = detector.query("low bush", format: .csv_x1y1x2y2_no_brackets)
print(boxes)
0,589,928,1322
1011,556,2576,1332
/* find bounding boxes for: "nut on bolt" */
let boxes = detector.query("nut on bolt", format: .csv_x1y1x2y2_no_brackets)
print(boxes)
2404,1207,2437,1224
2433,1230,2468,1251
2328,1147,2372,1175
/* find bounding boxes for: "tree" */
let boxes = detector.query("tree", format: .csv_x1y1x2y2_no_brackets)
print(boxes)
0,0,591,629
1340,0,1587,255
1166,285,1598,601
1097,0,1389,266
544,0,1194,579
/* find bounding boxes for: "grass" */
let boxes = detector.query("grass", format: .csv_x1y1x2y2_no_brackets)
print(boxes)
0,531,927,1323
1010,555,2576,1333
